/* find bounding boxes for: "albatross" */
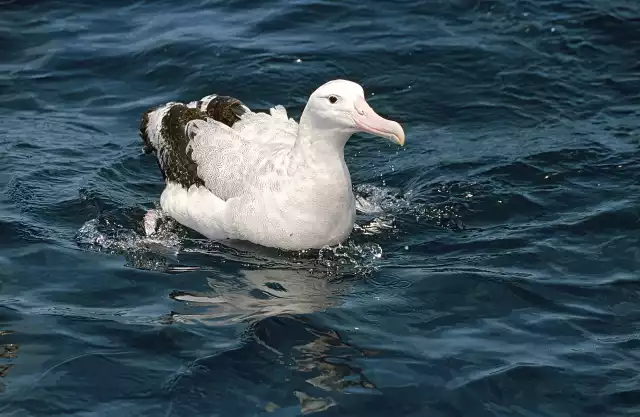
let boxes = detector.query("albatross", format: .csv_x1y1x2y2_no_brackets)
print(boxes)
140,79,405,250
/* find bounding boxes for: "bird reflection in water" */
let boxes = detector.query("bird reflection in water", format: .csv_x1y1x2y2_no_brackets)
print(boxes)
290,324,378,394
168,267,342,324
168,265,380,413
0,330,18,393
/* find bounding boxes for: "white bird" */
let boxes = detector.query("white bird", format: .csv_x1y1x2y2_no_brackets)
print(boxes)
140,79,405,250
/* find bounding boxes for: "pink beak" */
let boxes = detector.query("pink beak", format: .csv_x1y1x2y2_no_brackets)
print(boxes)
353,96,405,146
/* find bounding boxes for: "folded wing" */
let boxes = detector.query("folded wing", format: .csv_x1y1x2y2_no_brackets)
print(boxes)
140,93,297,201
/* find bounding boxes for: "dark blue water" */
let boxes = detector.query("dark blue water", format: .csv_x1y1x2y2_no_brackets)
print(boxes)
1,0,639,415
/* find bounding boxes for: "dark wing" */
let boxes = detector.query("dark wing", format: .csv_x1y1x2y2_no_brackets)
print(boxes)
139,95,249,188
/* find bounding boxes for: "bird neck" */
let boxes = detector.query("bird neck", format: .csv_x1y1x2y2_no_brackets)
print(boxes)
284,111,353,198
292,110,351,163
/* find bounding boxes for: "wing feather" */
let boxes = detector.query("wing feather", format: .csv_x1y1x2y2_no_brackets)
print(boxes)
186,118,290,201
232,106,298,146
141,92,298,200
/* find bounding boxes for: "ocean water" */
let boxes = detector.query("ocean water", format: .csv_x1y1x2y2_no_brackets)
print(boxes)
1,0,639,415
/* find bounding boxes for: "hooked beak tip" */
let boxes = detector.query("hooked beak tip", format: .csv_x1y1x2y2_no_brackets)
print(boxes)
354,96,406,147
391,125,406,146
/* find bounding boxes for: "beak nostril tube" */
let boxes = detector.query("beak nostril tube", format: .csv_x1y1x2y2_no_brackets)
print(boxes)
353,96,405,146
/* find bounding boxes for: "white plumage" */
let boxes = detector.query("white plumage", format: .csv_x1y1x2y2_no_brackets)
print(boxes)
141,79,405,250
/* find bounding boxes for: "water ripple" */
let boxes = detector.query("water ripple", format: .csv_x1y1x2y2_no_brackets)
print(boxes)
0,0,639,415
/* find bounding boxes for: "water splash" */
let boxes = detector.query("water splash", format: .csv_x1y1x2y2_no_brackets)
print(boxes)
75,212,387,278
75,215,182,270
353,183,466,235
354,183,414,214
315,242,383,279
75,182,465,273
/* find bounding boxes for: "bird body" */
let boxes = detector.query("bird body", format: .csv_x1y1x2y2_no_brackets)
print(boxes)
140,80,405,250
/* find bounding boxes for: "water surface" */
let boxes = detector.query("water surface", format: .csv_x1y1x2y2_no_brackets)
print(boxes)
1,0,639,416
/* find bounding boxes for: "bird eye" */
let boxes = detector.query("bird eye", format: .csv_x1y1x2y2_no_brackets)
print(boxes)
328,96,338,104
